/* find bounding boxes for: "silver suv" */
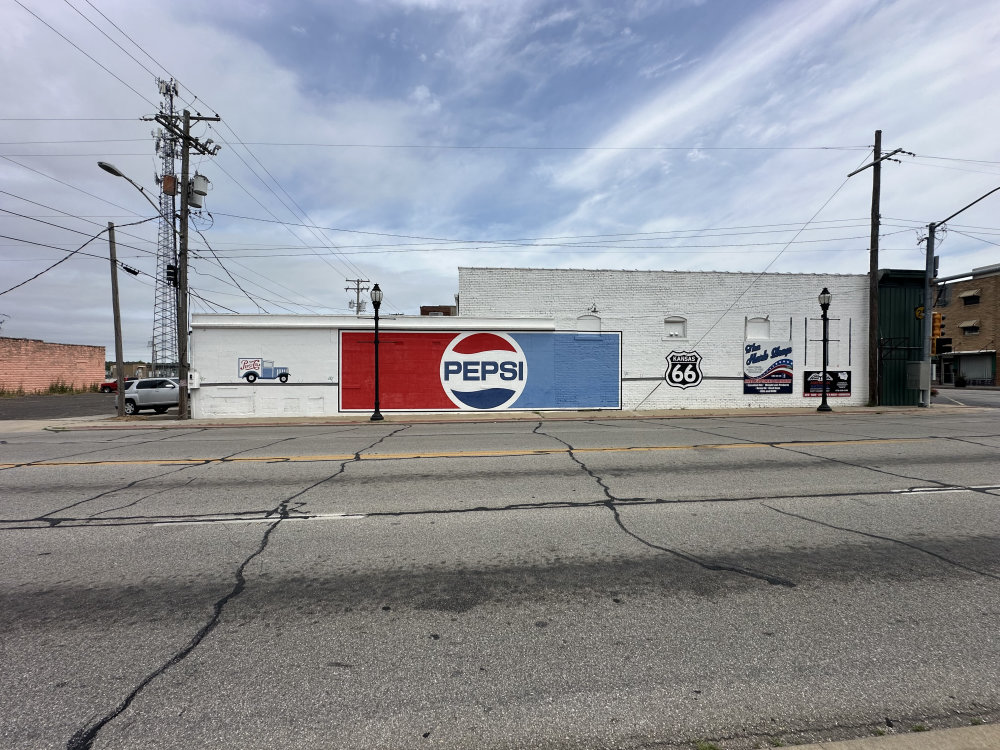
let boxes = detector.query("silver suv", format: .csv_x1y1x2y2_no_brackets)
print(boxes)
114,378,179,415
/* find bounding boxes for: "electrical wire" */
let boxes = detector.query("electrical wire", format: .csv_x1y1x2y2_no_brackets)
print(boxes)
11,0,156,109
633,149,874,409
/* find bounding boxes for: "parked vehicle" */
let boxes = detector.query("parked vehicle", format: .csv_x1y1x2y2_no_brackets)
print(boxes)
99,376,137,393
114,378,179,415
238,358,290,383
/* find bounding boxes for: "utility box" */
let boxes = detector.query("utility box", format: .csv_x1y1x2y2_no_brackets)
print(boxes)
188,370,201,389
906,361,929,391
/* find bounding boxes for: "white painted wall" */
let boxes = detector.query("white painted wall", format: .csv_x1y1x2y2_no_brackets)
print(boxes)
189,314,555,418
459,268,869,409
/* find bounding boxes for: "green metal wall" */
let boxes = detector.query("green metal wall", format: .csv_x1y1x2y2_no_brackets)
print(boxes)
878,270,924,406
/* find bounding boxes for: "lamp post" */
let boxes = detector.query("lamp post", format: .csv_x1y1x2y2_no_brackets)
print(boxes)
370,283,384,421
98,160,189,418
818,287,833,413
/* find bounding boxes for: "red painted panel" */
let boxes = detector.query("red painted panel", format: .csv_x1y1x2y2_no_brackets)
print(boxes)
341,332,455,410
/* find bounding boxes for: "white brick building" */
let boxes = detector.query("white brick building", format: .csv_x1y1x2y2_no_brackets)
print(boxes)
458,267,869,409
187,267,869,418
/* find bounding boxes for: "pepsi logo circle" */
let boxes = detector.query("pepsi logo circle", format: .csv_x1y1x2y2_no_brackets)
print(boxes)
440,332,528,409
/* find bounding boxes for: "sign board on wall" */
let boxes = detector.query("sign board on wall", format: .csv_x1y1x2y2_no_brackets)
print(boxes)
664,350,703,389
804,370,851,397
340,330,621,411
743,340,794,395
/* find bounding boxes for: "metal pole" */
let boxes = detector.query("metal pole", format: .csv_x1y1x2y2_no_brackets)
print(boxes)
920,222,936,407
108,222,126,417
371,290,384,422
818,301,832,412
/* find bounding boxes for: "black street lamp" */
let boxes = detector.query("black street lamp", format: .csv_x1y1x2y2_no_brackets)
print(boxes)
818,287,833,413
370,283,384,421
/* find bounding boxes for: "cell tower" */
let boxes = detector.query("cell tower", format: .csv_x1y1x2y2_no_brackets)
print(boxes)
151,79,179,377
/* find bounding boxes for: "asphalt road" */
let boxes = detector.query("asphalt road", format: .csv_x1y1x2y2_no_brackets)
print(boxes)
1,411,998,749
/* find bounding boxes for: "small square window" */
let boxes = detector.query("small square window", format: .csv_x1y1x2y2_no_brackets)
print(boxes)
664,317,686,338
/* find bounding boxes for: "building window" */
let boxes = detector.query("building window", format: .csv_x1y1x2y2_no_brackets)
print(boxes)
664,316,687,338
577,314,601,336
745,316,770,339
959,319,980,335
960,289,981,306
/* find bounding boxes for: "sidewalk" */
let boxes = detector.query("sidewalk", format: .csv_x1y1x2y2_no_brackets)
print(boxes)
791,723,999,750
0,403,981,433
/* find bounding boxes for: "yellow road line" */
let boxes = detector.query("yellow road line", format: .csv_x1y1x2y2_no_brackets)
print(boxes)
0,437,934,469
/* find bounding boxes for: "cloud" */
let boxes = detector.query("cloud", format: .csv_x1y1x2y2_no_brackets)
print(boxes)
1,0,999,361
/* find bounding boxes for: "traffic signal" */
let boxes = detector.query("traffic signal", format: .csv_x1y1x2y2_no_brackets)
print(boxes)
931,312,943,339
165,264,177,287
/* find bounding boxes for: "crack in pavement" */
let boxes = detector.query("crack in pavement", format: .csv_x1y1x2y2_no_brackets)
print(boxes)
533,423,797,588
769,440,1000,500
0,429,212,472
64,513,284,750
63,424,408,750
25,434,320,524
760,503,1000,582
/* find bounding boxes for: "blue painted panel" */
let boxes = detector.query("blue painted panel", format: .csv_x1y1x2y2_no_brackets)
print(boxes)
511,332,620,408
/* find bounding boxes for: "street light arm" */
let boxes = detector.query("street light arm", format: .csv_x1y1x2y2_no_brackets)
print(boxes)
97,161,165,217
937,184,1000,227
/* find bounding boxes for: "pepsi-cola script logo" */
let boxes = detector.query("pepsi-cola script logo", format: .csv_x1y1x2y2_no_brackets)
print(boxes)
440,332,527,409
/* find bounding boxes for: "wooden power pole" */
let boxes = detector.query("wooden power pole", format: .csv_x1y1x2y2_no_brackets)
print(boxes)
868,129,881,406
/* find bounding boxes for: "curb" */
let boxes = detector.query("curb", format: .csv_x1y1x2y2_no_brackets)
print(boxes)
789,723,999,750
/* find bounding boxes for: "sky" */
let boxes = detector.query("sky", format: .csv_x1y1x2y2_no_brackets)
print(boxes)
1,0,999,361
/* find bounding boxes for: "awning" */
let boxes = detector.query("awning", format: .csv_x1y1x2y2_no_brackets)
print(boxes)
958,289,981,298
959,320,980,328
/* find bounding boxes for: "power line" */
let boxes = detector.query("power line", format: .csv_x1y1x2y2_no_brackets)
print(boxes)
11,0,156,109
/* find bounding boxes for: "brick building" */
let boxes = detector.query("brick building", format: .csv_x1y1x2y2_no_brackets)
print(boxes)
934,263,999,386
188,268,870,418
0,337,105,393
459,267,869,409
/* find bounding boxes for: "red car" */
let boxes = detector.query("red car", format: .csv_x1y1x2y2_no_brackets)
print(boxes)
99,377,137,393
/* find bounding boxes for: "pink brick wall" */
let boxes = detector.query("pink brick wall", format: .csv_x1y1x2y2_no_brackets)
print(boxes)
0,337,105,393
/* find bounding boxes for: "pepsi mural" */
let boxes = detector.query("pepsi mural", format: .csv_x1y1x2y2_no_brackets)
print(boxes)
440,333,528,409
743,341,794,395
340,330,621,411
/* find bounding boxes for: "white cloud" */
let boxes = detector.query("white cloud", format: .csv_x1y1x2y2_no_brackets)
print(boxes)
1,0,999,359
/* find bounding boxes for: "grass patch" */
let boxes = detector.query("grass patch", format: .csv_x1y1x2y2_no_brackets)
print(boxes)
768,739,785,747
911,724,929,732
0,381,99,396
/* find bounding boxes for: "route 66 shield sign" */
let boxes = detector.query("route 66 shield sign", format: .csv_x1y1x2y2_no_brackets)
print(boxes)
665,350,704,389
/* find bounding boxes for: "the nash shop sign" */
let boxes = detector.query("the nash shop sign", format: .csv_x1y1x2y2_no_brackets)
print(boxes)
743,340,794,395
340,330,621,411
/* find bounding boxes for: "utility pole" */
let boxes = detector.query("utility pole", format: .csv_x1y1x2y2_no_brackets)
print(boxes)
177,111,192,419
107,222,125,417
847,132,907,407
145,108,221,419
346,278,370,316
868,130,881,406
920,223,936,407
919,183,1000,407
